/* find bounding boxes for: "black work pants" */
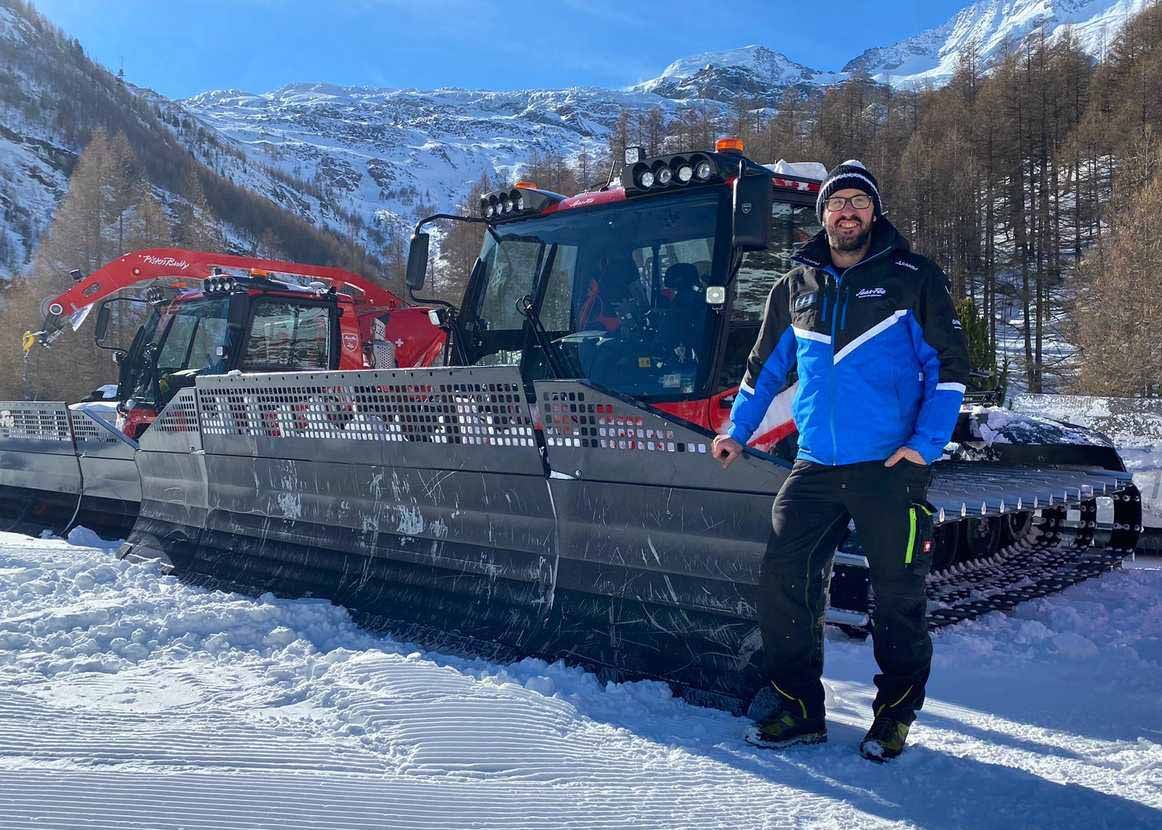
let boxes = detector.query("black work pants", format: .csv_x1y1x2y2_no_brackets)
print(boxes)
759,459,935,723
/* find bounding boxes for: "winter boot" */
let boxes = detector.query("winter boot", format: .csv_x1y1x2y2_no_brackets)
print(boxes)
859,713,911,762
744,684,827,749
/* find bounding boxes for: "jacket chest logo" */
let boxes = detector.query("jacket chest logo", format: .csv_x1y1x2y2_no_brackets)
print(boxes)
855,287,887,299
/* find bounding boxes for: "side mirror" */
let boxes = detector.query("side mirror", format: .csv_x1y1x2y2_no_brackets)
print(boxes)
93,296,151,352
732,172,773,251
94,302,112,345
406,232,430,291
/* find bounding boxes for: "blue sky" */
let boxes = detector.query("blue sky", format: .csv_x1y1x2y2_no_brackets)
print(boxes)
31,0,970,99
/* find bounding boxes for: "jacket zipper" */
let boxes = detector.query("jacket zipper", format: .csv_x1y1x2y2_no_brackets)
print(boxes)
827,268,841,463
823,244,894,465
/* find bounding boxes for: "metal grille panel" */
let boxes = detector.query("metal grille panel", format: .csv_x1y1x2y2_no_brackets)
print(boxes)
198,372,534,446
69,411,119,446
138,389,203,454
196,368,542,473
535,381,786,493
155,388,201,434
542,388,708,456
0,402,73,443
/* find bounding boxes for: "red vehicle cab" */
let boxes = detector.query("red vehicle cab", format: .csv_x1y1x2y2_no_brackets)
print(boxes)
415,142,823,457
39,249,443,439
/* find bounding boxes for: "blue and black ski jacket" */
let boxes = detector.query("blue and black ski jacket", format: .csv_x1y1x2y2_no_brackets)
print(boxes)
727,219,970,465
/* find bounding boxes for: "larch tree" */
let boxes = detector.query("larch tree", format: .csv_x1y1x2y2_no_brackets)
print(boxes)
1073,150,1162,396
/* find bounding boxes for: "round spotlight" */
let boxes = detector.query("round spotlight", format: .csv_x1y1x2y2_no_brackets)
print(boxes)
485,203,495,218
657,167,673,185
501,197,512,213
515,194,524,211
695,160,713,180
639,170,655,188
677,165,693,183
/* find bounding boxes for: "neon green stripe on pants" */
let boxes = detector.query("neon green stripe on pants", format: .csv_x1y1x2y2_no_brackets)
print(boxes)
905,507,917,564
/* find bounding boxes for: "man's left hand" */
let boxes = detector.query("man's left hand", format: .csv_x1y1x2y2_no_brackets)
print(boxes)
884,447,927,467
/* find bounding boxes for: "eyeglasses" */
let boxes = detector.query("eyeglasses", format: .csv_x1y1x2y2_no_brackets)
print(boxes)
824,194,873,212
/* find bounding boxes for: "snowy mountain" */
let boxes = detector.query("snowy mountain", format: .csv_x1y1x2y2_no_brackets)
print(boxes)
0,4,71,276
0,0,1150,278
630,44,841,101
183,0,1147,237
0,1,388,277
845,0,1153,87
181,84,719,237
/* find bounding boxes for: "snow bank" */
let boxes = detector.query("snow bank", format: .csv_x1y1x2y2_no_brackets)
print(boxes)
0,532,1159,829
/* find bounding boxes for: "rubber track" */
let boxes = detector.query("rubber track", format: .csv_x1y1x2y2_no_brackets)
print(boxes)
918,508,1124,629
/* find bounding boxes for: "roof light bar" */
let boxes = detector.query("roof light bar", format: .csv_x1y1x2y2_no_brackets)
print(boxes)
625,151,722,195
477,185,565,222
202,274,237,294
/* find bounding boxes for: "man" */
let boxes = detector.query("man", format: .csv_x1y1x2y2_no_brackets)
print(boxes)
711,160,969,762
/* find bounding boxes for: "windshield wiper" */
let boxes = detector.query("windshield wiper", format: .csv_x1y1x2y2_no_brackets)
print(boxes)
515,294,575,379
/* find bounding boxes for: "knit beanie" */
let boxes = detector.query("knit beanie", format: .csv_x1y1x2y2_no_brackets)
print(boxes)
816,159,882,222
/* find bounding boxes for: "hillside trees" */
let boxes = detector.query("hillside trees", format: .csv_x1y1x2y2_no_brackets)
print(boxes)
0,0,387,281
0,128,173,400
1073,149,1162,396
431,174,495,303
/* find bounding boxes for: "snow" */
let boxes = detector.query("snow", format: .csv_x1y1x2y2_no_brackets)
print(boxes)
768,160,829,180
2,531,1160,828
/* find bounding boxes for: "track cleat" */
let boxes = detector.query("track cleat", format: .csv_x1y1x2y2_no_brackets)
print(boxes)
744,692,827,750
859,714,910,762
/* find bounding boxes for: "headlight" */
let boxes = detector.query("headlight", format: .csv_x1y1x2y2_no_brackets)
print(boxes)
657,166,673,185
484,201,495,218
515,194,524,211
501,197,512,213
677,164,693,183
695,160,713,180
639,170,656,188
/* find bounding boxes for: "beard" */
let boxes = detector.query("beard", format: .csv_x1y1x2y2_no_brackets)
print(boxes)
827,221,872,252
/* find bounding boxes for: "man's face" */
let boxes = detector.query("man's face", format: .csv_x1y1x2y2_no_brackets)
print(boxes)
823,187,875,253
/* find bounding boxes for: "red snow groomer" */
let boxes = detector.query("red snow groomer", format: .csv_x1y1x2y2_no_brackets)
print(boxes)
3,248,442,537
33,248,444,438
0,143,1144,713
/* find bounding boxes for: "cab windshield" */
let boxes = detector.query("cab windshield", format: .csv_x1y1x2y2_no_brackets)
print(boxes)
130,297,230,406
467,189,727,399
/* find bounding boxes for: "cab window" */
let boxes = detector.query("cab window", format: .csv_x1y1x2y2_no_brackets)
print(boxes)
240,300,332,371
733,201,820,320
156,298,229,373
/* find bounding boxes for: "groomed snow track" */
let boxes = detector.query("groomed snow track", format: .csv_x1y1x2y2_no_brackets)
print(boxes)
0,367,1143,711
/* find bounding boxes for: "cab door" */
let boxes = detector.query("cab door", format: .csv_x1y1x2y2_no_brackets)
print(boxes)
237,296,339,372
